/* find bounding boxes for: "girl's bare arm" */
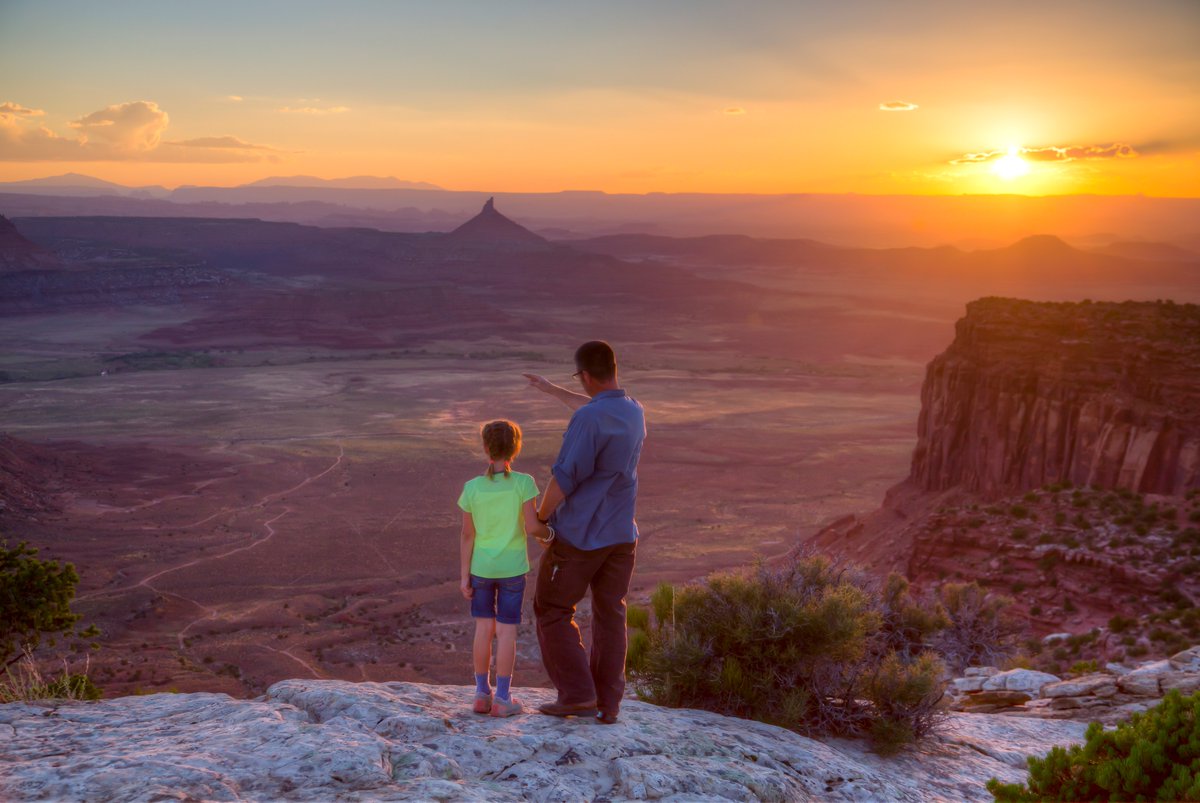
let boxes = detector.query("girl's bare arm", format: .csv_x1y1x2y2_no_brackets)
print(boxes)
459,512,475,599
522,498,550,542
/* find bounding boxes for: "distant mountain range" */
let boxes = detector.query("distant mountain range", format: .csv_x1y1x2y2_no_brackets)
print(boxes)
1,173,1199,250
0,173,172,199
0,173,441,198
238,175,443,190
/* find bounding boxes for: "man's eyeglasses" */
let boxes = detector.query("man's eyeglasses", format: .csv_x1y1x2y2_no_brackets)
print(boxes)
572,369,584,379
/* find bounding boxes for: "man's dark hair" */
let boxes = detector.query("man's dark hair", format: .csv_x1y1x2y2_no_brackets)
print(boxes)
575,340,616,382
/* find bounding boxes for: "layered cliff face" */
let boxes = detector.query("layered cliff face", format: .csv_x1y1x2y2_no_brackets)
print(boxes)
805,298,1200,651
910,298,1200,498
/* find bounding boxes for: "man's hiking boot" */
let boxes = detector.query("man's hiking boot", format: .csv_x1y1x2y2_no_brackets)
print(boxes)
537,700,598,718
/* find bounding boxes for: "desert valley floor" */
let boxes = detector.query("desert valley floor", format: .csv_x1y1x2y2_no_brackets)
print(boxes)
1,311,925,695
3,209,1198,697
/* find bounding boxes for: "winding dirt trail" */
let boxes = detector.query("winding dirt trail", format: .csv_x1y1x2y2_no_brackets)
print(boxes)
74,444,348,684
257,644,325,679
177,443,345,530
80,445,344,603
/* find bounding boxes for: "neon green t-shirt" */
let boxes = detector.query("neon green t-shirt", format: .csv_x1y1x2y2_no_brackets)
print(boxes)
457,471,538,578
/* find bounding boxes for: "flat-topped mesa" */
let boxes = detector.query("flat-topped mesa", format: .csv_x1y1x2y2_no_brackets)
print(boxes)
911,298,1200,498
443,196,550,250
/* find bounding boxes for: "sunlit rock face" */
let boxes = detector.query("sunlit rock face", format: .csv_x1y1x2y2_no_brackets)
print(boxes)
0,679,1088,802
910,298,1200,498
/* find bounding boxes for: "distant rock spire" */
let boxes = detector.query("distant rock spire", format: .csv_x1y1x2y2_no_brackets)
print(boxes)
445,196,548,249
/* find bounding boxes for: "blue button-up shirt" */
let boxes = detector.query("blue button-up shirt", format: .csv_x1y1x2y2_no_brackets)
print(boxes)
550,389,646,550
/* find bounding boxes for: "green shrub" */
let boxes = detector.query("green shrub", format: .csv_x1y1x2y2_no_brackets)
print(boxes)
1067,660,1098,677
650,582,675,629
627,628,651,673
0,649,101,703
632,556,950,753
1,540,92,665
934,582,1020,672
987,690,1200,801
40,673,101,700
626,604,650,631
1108,614,1137,633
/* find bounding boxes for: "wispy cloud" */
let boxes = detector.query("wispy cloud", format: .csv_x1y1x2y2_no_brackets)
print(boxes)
0,102,45,117
723,107,746,115
879,100,918,112
0,100,287,163
951,142,1138,164
277,106,349,115
164,135,286,152
227,95,244,102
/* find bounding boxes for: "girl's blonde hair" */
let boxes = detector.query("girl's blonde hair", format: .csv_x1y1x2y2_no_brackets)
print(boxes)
481,420,522,479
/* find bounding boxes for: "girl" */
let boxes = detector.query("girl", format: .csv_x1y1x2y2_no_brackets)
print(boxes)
457,419,547,717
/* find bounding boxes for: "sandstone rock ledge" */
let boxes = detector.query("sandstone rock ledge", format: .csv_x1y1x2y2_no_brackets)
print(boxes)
0,680,1087,802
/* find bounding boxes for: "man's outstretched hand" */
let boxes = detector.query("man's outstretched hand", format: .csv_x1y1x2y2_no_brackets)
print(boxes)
522,373,554,394
522,372,590,410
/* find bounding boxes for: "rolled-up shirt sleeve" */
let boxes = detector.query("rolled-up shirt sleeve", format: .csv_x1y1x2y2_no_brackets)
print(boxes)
552,413,598,496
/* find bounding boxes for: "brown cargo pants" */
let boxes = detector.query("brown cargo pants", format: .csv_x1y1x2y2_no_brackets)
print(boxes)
533,537,637,715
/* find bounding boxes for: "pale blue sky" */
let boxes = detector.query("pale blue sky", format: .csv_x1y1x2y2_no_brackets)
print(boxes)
2,0,1197,193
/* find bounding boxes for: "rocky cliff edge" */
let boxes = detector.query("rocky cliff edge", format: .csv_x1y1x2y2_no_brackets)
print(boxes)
911,298,1200,498
0,680,1086,802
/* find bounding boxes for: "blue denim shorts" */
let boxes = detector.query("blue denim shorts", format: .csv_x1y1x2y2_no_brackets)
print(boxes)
469,574,526,625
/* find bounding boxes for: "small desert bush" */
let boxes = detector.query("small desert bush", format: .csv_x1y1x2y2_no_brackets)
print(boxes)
630,556,961,754
0,649,101,703
987,690,1200,802
1108,614,1137,633
933,581,1020,673
1067,659,1099,676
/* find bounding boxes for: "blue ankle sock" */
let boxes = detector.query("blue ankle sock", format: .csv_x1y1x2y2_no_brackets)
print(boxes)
496,676,511,702
475,673,490,695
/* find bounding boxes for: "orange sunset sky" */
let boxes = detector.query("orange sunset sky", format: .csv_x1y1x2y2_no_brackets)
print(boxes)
1,0,1198,196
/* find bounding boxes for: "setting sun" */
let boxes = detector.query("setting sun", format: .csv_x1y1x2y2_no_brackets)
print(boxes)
993,147,1030,181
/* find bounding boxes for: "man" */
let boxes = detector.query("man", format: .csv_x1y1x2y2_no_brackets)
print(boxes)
522,340,645,725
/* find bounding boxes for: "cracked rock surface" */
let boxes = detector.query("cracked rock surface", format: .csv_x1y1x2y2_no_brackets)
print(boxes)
0,680,1087,801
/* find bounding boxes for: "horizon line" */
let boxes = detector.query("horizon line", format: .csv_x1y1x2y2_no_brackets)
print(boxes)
1,173,1198,201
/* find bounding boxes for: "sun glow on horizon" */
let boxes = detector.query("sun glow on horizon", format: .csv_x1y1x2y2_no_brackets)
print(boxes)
992,146,1031,181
